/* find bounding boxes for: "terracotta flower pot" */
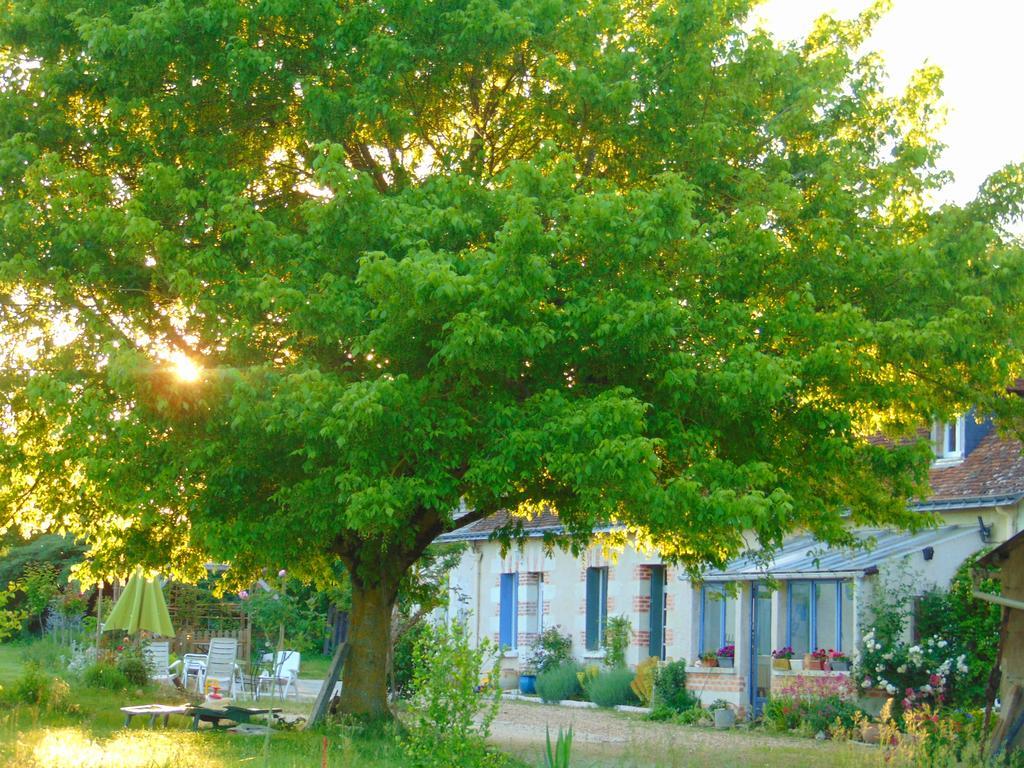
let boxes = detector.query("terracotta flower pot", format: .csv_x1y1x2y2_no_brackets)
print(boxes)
803,653,825,671
702,657,718,668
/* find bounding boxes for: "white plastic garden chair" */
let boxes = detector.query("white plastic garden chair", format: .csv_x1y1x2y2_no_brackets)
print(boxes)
143,641,176,684
195,637,244,698
257,650,301,699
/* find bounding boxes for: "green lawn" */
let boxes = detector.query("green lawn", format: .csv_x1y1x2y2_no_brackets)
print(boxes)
297,653,334,680
0,643,420,768
0,642,888,768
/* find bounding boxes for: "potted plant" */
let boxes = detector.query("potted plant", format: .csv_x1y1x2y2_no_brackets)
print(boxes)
519,663,537,695
828,649,850,672
716,644,735,669
709,699,736,729
700,651,719,668
771,646,793,670
804,648,828,671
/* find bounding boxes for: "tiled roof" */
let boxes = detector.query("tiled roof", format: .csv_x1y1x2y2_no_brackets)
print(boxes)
438,508,564,542
927,432,1024,503
441,432,1024,542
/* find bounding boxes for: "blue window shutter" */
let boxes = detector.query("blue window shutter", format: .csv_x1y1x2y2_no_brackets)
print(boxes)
649,566,664,659
500,574,517,649
585,568,601,651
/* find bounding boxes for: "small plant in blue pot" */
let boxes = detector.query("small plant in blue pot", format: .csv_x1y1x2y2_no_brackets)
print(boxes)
519,662,537,694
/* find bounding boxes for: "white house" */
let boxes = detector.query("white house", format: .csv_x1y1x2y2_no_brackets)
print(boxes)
440,414,1024,714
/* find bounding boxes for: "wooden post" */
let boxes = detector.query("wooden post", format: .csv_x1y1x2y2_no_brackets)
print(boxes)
95,583,103,651
305,641,349,728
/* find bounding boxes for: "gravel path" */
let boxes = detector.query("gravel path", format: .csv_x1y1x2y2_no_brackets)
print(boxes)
487,700,876,768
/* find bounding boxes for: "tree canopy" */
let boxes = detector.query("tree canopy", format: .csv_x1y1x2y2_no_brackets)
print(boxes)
2,0,1023,715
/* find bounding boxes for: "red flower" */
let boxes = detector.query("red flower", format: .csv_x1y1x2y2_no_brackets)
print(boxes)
116,645,124,651
929,674,941,687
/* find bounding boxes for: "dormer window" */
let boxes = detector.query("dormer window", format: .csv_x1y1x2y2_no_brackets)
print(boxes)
933,416,965,463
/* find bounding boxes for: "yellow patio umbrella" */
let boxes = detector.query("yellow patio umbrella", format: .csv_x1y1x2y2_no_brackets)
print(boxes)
102,569,174,637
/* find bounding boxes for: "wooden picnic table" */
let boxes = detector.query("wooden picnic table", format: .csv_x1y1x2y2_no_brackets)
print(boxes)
120,704,190,729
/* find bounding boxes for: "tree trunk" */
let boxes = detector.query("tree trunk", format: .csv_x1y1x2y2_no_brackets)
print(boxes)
335,578,398,719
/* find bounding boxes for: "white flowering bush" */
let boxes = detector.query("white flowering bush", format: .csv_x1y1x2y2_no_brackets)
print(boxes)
855,629,970,711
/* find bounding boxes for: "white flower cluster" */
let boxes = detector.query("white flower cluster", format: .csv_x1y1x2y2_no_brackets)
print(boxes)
862,630,881,652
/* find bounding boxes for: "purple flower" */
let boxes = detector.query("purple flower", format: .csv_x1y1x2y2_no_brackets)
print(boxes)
239,590,249,600
278,569,287,578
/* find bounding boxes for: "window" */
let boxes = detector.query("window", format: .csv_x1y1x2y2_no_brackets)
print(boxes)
499,573,518,649
787,580,854,654
699,584,736,655
519,572,544,643
933,417,965,462
585,567,608,651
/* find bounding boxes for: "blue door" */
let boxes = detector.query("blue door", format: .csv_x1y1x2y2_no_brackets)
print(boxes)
748,583,773,715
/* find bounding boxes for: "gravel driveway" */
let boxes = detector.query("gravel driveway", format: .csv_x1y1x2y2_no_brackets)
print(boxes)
487,700,877,768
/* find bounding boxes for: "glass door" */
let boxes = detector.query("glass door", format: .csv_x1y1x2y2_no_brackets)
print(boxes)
749,583,773,715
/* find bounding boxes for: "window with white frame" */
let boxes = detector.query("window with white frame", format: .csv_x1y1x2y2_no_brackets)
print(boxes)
932,416,965,463
518,572,544,646
499,573,518,650
787,580,854,655
699,583,737,655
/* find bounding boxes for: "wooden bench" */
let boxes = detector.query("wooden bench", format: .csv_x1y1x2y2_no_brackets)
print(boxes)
120,704,190,729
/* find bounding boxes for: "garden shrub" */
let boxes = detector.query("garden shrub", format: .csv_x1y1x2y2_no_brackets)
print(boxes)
6,663,73,712
630,656,658,705
83,660,129,690
676,706,712,725
117,647,150,687
392,621,428,698
857,559,983,714
536,662,581,703
652,660,696,713
602,616,631,668
585,667,639,708
765,694,863,735
528,626,573,676
916,552,1002,708
404,619,500,768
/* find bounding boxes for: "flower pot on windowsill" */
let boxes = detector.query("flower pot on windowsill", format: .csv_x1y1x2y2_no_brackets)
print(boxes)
700,657,718,668
717,656,734,668
790,658,803,671
771,658,791,670
803,654,825,671
829,660,850,672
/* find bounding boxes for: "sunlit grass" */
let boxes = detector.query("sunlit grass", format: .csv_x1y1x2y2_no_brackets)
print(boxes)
11,727,224,768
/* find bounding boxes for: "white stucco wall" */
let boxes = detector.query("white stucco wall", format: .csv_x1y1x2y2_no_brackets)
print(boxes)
445,504,1017,707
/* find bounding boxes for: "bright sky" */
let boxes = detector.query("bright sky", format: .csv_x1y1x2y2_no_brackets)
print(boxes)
756,0,1024,206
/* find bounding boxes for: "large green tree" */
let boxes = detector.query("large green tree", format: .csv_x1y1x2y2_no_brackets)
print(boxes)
2,0,1023,716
